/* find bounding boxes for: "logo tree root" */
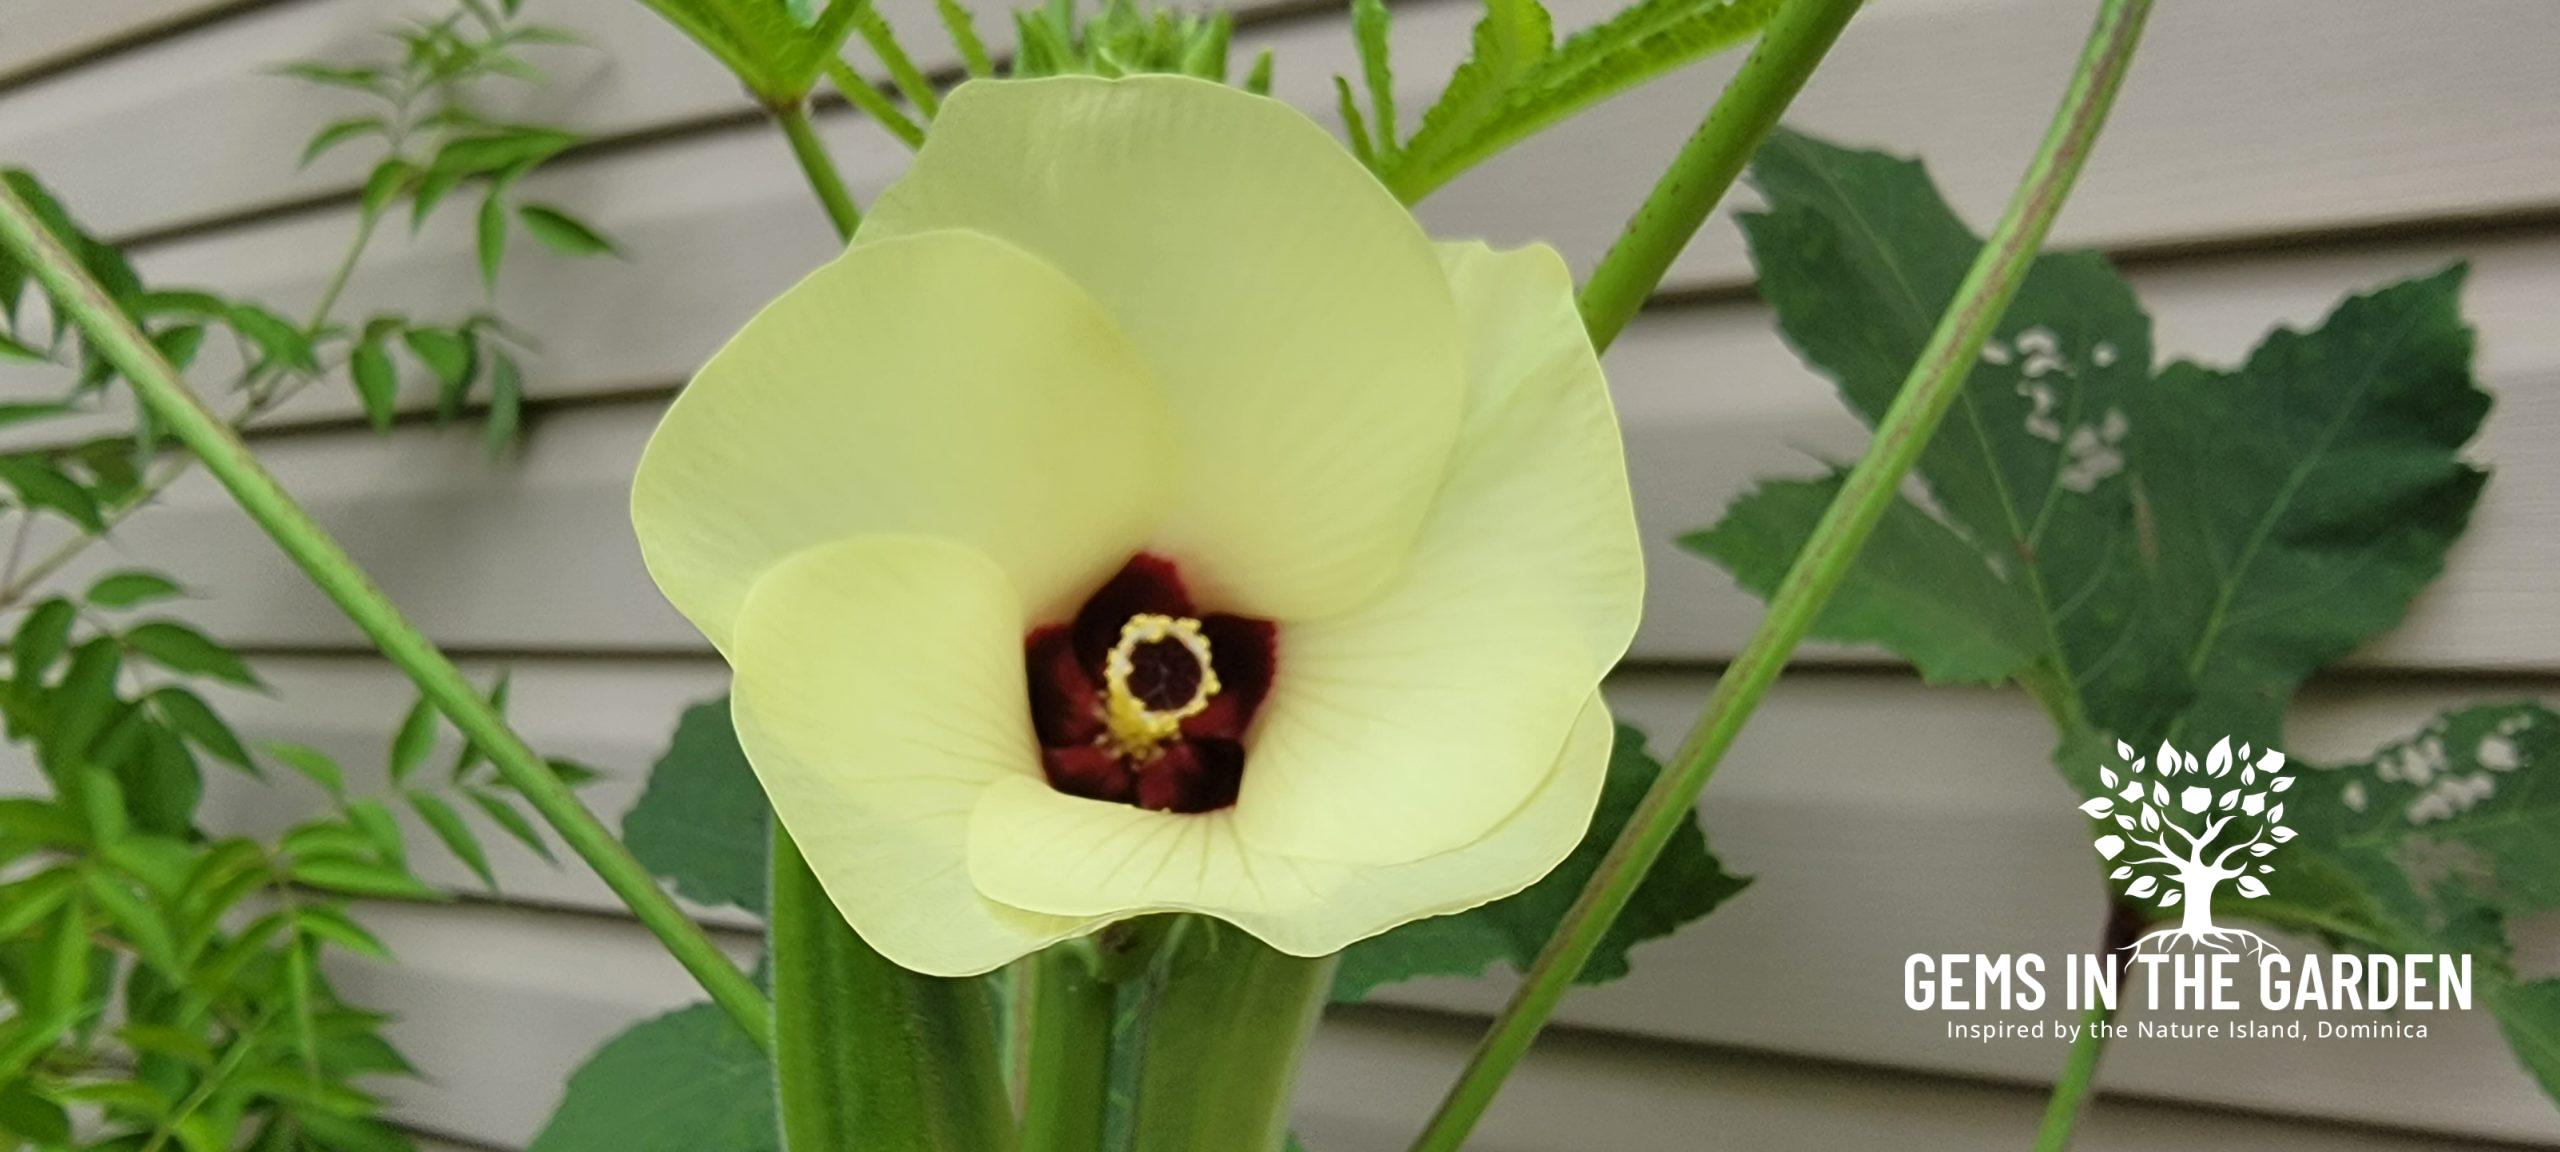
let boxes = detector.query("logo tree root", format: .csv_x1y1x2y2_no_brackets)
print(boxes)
2083,737,2297,956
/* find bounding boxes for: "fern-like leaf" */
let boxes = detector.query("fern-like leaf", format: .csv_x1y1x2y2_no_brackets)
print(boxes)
1350,0,1399,157
1384,0,1775,202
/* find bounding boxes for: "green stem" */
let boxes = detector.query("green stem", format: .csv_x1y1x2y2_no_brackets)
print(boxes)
1016,946,1115,1152
0,183,776,1054
826,57,928,150
140,1007,274,1152
771,828,1014,1151
0,209,383,613
1408,3,2154,1148
2035,900,2142,1149
2035,999,2113,1150
1574,0,1868,353
774,102,863,241
1130,918,1334,1152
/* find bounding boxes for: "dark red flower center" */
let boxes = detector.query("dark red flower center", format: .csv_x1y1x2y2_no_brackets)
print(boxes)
1025,554,1275,814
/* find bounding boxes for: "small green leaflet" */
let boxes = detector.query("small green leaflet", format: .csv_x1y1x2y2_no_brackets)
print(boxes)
84,570,185,609
518,204,618,258
1370,0,1775,202
526,1003,778,1152
622,697,772,916
632,0,863,103
1685,128,2560,1103
1333,724,1747,1001
121,620,262,688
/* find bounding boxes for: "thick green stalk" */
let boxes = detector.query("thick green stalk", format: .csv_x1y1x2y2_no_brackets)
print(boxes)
771,829,1015,1151
1408,3,2154,1148
2035,900,2143,1148
0,183,775,1054
1130,918,1334,1152
1015,946,1115,1152
2036,1000,2113,1150
1575,0,1867,353
774,102,864,240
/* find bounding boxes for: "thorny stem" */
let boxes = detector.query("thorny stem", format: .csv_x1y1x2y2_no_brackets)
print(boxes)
1574,0,1868,354
0,182,777,1054
1407,2,2155,1148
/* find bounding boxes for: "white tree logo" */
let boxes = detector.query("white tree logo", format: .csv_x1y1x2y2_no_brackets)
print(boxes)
2082,737,2297,955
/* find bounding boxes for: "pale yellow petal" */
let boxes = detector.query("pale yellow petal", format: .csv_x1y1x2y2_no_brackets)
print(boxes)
730,535,1103,977
1230,242,1644,865
967,694,1614,956
633,228,1175,654
860,76,1464,620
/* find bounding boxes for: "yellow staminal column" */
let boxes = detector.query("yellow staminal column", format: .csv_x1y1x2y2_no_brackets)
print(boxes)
1100,613,1221,762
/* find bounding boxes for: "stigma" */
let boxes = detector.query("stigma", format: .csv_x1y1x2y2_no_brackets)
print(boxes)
1023,554,1276,813
1101,614,1222,761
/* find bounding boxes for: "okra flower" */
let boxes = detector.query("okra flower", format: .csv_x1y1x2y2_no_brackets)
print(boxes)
631,76,1643,976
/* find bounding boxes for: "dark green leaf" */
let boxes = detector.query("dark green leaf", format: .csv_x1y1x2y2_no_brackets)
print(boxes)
122,620,260,688
346,799,407,866
148,687,256,773
408,790,495,889
359,159,416,221
118,723,204,836
432,128,580,178
86,570,185,609
226,303,317,371
301,115,390,167
0,401,71,427
13,596,78,680
265,742,345,797
477,188,508,290
485,350,524,454
295,906,393,960
1380,0,1769,201
350,334,399,431
465,786,553,862
527,1003,776,1152
1716,129,2483,748
291,858,443,901
83,868,180,976
0,331,48,362
1701,129,2532,1102
0,1081,70,1144
276,62,394,96
517,203,617,257
623,697,769,916
389,694,440,786
1333,724,1748,1000
51,637,125,761
0,456,104,532
1683,470,2041,685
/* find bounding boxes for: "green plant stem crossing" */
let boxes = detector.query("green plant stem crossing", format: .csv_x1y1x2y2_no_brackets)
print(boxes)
1407,1,2155,1147
0,182,776,1055
1573,0,1867,352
